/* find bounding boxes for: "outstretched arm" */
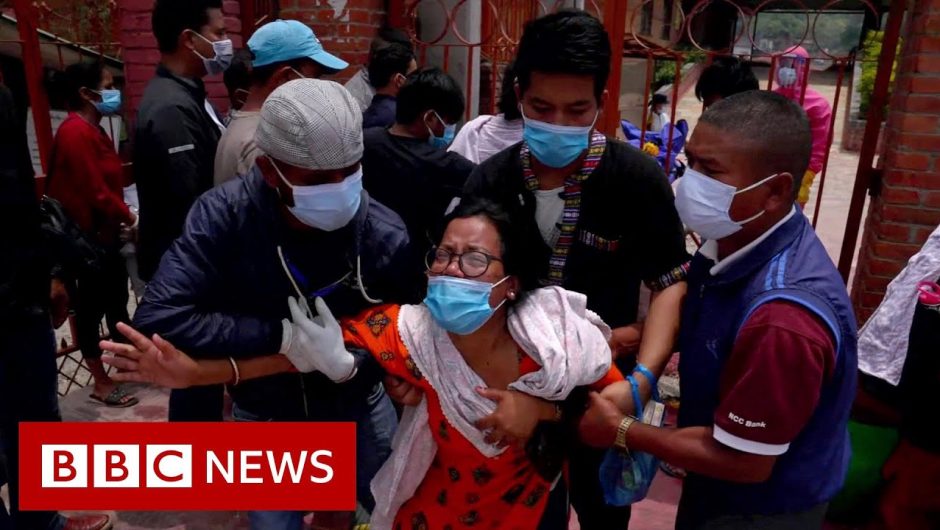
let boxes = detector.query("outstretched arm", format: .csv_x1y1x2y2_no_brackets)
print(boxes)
101,322,294,388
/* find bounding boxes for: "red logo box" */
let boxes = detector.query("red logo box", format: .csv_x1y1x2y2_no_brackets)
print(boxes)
19,422,356,511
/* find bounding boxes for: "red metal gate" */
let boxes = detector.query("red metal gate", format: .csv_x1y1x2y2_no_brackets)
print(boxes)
839,0,904,280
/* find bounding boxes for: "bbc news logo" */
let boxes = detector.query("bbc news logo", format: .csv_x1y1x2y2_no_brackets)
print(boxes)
20,422,355,510
42,444,194,488
41,445,335,488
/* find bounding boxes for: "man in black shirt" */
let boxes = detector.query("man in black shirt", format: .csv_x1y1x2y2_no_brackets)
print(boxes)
135,0,231,281
463,11,689,528
362,42,416,129
362,67,475,259
134,0,231,422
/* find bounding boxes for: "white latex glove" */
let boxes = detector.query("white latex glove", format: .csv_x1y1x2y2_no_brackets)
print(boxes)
281,296,357,382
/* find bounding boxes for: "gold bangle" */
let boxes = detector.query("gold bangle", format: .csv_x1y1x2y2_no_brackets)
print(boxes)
614,416,636,453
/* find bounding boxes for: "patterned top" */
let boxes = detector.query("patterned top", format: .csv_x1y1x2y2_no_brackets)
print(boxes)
343,304,622,529
520,131,607,285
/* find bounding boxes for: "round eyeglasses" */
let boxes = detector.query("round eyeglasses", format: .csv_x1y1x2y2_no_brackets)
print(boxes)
426,247,503,278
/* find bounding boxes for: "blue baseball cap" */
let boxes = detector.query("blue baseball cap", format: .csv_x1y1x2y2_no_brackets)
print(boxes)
248,20,348,72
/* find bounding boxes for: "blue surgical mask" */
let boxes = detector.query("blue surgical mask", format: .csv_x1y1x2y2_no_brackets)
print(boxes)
424,275,509,335
270,158,363,231
190,31,234,76
674,168,778,241
93,89,122,115
427,110,456,149
521,109,598,168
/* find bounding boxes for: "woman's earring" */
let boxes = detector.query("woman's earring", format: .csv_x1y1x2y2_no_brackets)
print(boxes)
508,290,516,300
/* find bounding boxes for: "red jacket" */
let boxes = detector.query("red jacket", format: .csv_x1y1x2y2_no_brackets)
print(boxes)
47,113,132,245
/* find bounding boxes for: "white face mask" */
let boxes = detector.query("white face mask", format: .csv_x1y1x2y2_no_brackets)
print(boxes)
675,168,779,241
270,158,363,231
777,67,797,88
190,31,234,76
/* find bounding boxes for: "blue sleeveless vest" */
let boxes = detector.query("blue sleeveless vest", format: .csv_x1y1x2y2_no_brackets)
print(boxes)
677,213,857,516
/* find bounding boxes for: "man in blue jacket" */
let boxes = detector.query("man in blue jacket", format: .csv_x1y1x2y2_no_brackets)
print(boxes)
579,91,857,529
133,78,421,529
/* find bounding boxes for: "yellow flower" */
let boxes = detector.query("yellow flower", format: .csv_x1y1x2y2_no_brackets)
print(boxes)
642,142,660,157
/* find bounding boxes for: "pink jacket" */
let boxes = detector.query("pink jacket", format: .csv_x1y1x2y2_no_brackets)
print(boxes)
774,47,832,174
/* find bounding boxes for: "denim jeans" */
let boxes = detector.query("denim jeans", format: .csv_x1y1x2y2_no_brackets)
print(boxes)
0,313,65,530
232,384,397,530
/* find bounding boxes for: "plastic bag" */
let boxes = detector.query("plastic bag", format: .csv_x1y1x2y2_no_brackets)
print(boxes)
598,375,666,506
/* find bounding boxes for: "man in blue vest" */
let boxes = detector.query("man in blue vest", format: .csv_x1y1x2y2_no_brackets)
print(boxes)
579,90,857,529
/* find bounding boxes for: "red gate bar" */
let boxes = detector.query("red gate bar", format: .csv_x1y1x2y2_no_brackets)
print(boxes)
837,0,905,282
600,0,627,137
13,0,54,176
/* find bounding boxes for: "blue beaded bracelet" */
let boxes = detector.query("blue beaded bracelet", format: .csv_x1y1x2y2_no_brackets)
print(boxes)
632,362,656,388
626,374,644,416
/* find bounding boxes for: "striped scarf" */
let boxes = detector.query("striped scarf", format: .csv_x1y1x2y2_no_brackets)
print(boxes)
521,130,607,285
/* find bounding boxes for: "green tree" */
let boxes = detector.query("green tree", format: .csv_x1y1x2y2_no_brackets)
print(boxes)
858,30,901,117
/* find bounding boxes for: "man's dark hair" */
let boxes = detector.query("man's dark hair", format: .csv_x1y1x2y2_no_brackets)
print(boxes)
497,62,521,120
51,62,104,110
444,197,539,294
369,26,414,58
152,0,223,53
368,42,415,89
514,10,611,102
700,91,811,199
396,67,465,124
224,48,253,94
695,56,760,103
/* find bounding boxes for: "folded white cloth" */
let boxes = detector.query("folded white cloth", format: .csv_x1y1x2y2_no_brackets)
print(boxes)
858,223,940,385
447,114,523,164
370,286,612,530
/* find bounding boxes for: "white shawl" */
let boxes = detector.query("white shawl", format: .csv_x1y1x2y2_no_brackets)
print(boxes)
858,223,940,385
369,287,612,530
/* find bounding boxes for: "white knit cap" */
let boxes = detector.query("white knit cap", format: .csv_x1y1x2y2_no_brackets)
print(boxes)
255,78,363,170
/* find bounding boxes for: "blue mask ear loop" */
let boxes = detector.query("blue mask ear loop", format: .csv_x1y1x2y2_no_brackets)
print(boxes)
351,190,383,304
278,245,312,319
356,255,383,304
277,245,305,300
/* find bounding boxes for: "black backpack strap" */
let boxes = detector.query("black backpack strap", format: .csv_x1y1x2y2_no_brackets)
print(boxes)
44,137,59,194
